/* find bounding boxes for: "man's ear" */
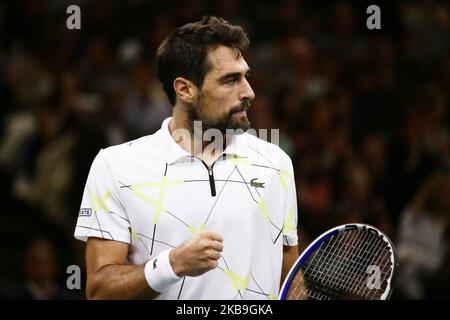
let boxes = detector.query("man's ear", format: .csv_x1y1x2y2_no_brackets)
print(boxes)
173,77,198,104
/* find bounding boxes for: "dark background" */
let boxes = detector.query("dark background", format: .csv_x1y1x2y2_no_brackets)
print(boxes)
0,0,448,299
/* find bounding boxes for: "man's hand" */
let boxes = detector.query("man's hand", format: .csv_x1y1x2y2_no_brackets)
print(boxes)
169,231,223,277
85,231,223,299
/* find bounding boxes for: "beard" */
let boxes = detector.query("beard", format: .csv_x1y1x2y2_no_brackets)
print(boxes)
187,98,252,135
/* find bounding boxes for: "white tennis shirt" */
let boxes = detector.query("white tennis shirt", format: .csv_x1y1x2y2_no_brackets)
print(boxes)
74,117,298,300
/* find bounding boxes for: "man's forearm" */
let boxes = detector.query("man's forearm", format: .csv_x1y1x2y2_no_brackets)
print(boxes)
87,264,159,300
281,245,299,285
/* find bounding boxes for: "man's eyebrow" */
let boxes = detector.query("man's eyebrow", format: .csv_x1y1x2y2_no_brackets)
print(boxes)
217,69,251,82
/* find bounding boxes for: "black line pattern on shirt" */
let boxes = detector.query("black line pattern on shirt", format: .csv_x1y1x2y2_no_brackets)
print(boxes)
232,290,243,300
150,224,157,255
165,209,191,228
77,225,114,240
248,146,280,176
250,163,281,173
234,166,283,243
93,210,106,239
136,233,174,248
118,181,132,189
85,155,295,299
274,228,283,244
249,273,271,299
109,211,130,223
183,179,251,184
245,288,269,297
137,237,151,256
234,165,258,204
177,277,186,300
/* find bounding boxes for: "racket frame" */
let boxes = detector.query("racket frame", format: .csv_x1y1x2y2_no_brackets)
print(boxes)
279,223,398,300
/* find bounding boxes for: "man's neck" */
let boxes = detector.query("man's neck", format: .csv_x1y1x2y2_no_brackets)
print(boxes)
169,109,229,167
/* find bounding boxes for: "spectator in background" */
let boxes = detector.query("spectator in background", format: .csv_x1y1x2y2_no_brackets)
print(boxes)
400,0,450,69
12,102,78,232
123,59,171,139
0,0,448,299
395,172,450,299
1,236,78,300
335,162,394,238
386,88,443,228
360,132,388,192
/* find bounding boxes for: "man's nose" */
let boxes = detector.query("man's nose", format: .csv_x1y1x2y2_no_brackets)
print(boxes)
240,78,255,101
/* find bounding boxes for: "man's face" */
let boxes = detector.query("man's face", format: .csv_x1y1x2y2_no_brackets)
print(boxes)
189,45,255,133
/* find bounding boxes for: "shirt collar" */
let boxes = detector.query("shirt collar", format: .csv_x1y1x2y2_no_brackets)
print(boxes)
157,117,249,164
223,130,249,159
158,117,191,164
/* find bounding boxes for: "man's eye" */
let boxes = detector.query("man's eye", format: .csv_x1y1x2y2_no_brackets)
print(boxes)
225,78,237,85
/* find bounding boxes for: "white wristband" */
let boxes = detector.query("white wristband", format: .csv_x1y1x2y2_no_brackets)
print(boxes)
144,249,182,293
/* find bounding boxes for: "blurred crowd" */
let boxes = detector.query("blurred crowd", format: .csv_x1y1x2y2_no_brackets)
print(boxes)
0,0,449,299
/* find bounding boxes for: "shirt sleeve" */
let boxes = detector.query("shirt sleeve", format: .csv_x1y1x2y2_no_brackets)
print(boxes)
74,149,131,244
281,155,299,246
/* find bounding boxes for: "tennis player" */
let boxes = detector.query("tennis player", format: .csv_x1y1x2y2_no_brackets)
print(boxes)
74,16,300,299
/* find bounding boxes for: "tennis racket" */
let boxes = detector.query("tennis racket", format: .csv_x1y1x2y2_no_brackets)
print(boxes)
279,223,398,300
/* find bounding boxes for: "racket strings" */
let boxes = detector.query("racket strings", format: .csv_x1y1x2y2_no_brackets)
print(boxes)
287,229,394,300
304,231,372,295
288,231,359,300
317,233,369,296
363,240,393,299
314,230,364,294
328,231,391,298
335,231,385,295
325,231,391,298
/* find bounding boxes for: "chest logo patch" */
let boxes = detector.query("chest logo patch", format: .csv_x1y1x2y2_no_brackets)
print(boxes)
250,178,265,189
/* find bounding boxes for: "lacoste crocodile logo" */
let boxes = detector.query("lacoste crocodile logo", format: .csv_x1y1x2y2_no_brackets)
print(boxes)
250,178,265,188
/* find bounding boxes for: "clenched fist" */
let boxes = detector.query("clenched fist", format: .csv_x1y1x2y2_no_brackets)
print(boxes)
169,231,224,277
